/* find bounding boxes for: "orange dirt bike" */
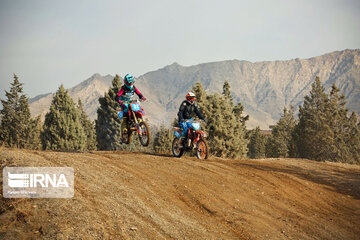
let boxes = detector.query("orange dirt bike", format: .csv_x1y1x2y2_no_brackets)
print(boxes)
118,99,151,146
172,120,208,159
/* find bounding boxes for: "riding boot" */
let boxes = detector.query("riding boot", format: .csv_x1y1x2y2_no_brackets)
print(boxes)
187,137,191,148
122,116,129,134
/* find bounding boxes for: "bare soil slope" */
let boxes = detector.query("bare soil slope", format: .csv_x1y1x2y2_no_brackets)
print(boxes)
0,149,359,239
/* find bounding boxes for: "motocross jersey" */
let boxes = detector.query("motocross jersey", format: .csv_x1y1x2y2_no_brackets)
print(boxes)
177,100,205,122
115,85,143,103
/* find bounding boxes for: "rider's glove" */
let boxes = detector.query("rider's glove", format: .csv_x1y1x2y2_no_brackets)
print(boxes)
202,118,207,123
140,96,147,101
118,100,126,110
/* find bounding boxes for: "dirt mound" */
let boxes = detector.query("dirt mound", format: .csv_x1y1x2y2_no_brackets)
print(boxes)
1,149,359,239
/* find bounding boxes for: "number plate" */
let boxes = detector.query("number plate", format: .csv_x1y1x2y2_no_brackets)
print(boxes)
118,111,123,119
131,103,141,111
192,122,200,130
174,130,181,138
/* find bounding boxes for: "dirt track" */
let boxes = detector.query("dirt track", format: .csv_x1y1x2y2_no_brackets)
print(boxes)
0,149,359,239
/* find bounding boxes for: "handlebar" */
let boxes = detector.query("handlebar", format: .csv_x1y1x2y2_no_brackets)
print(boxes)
184,119,205,124
118,99,146,111
128,99,146,104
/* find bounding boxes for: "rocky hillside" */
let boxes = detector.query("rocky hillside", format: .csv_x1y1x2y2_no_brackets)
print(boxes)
29,74,114,120
29,49,360,129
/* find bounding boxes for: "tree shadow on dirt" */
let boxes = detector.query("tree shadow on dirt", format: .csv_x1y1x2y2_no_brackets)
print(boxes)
232,162,360,200
141,152,174,158
142,152,198,159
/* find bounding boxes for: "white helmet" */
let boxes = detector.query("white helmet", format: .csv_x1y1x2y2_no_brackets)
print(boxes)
186,92,196,104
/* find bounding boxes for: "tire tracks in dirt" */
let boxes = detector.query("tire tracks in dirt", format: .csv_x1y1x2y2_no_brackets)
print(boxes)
95,152,252,239
26,151,128,239
94,152,251,239
2,149,360,239
92,152,176,239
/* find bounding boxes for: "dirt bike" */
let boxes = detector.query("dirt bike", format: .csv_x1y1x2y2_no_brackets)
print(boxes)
172,120,208,159
118,99,151,146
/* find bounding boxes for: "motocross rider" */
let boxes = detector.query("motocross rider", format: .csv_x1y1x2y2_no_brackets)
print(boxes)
177,92,206,145
115,74,146,133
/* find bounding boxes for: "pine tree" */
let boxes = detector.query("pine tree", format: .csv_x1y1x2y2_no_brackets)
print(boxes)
0,74,31,148
295,78,360,163
222,80,233,102
247,127,266,158
204,93,227,156
192,82,209,119
266,107,296,158
153,125,173,154
17,94,32,148
27,115,42,150
325,84,360,164
192,82,248,158
41,85,86,151
347,113,360,164
171,118,179,128
232,101,249,158
78,99,97,151
326,84,352,162
95,75,123,150
294,76,332,161
192,82,207,106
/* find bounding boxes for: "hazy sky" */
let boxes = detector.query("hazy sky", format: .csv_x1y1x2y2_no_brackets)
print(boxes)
0,0,359,99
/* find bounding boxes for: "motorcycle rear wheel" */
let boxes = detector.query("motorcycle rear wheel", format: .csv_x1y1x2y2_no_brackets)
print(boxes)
196,139,208,160
172,137,185,158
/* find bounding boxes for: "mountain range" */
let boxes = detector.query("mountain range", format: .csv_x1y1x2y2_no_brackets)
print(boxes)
29,49,360,129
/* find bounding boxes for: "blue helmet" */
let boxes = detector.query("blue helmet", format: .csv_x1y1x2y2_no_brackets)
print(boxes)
124,74,135,89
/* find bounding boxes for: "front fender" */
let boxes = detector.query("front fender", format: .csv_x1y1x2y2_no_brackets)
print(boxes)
196,130,207,138
135,110,146,118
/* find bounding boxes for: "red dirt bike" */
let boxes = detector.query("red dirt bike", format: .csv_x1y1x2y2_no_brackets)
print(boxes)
172,120,208,159
118,99,151,146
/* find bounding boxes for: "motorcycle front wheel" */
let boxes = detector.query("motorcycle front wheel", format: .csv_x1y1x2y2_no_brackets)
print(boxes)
138,121,151,146
172,137,185,158
196,139,208,160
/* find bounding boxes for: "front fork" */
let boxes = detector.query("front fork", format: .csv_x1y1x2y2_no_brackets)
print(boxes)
186,131,200,149
131,111,142,135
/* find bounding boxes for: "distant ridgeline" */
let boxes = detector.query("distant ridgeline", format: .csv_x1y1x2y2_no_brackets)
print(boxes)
28,49,360,129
